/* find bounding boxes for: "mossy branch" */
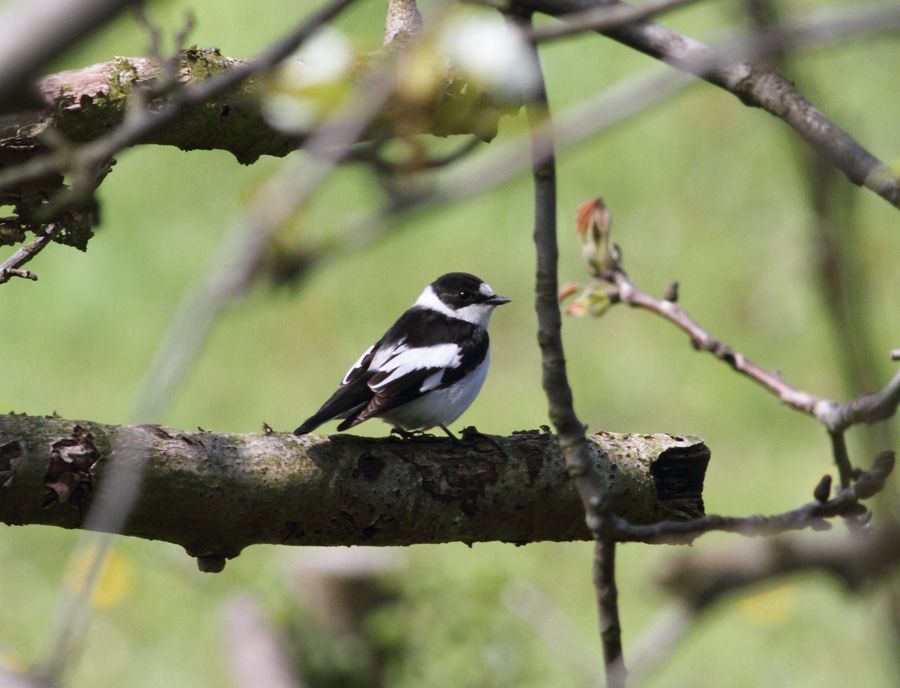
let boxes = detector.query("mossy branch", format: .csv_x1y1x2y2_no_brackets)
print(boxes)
0,413,709,571
0,46,505,173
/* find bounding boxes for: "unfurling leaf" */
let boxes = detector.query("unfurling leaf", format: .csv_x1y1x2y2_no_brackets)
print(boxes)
575,197,619,279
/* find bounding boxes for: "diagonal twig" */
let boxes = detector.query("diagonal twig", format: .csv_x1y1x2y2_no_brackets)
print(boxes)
607,267,900,484
528,0,701,43
0,223,59,285
519,0,900,209
566,198,900,486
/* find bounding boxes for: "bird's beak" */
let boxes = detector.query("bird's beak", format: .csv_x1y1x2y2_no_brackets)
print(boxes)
487,294,511,306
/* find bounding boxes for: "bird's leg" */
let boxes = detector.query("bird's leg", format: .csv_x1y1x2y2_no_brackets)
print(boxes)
438,424,460,442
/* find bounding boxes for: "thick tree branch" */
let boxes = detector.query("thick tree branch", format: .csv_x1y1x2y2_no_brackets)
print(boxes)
0,0,363,252
0,414,710,570
0,41,501,177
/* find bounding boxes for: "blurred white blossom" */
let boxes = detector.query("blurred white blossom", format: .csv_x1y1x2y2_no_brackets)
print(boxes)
262,28,354,134
278,28,353,89
439,13,538,98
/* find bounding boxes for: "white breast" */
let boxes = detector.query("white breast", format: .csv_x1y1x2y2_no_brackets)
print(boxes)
380,351,491,430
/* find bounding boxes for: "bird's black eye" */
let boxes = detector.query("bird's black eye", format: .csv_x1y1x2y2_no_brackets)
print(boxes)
458,290,470,299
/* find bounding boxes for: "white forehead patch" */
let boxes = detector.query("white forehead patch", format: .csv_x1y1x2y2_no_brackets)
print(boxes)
479,282,495,297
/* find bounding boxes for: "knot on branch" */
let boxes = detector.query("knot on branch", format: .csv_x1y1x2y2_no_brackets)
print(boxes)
43,425,100,511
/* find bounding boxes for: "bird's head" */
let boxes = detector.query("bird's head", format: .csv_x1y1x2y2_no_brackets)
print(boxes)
416,272,510,327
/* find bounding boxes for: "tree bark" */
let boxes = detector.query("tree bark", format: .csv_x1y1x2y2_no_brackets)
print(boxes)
0,413,709,570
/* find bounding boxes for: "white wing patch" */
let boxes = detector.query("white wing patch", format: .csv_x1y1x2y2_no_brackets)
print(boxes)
369,343,462,392
341,344,375,384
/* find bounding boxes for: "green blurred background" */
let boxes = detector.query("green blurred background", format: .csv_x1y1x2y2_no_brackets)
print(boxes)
1,0,898,686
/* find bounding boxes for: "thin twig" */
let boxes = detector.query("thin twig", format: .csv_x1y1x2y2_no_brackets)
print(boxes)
611,267,900,483
518,10,620,681
520,14,607,534
609,266,900,433
0,223,59,285
611,451,894,543
596,540,626,687
564,197,899,489
600,259,900,485
529,0,701,43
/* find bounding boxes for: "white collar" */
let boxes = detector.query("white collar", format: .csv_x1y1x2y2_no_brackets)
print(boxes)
413,285,495,328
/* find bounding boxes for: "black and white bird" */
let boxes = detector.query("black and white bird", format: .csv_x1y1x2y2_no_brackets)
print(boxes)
294,272,510,436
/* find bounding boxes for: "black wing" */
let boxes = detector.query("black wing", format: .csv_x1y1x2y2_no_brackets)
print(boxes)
293,339,382,434
295,307,487,434
338,319,488,430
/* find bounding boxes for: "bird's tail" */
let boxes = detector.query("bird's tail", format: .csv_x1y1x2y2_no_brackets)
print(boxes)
293,399,367,435
293,414,327,435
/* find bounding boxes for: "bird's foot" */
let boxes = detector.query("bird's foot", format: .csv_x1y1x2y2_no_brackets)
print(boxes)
390,426,438,441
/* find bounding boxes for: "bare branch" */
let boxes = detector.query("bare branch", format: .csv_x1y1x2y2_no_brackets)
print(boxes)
519,0,900,209
529,0,700,43
0,0,359,186
519,13,607,538
371,3,900,226
384,0,422,46
595,540,626,688
610,451,894,543
518,11,623,681
607,268,900,478
565,198,900,485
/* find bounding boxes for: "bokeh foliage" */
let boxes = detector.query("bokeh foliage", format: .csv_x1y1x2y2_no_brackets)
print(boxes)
1,1,898,686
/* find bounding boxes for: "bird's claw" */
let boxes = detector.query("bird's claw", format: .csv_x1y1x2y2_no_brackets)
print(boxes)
390,427,437,441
